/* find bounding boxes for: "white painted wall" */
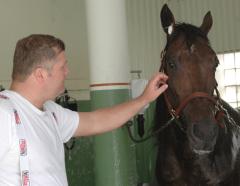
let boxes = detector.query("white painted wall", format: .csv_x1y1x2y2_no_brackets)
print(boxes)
0,0,90,99
0,0,240,99
126,0,240,79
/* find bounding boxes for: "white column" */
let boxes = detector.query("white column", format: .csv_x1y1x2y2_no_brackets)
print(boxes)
86,0,130,87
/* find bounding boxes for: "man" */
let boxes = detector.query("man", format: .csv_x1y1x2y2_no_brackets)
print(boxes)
0,34,168,185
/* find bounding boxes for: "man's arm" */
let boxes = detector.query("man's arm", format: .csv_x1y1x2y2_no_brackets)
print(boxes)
74,72,168,137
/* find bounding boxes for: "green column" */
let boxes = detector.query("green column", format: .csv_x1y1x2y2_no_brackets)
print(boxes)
91,89,137,186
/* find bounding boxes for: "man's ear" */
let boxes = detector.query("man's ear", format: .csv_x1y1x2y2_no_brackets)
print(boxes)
33,67,48,83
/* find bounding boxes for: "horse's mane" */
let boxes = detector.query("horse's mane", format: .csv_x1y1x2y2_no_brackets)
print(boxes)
221,99,240,122
167,23,210,48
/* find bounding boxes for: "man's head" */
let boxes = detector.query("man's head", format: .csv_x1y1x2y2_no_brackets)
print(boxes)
12,34,65,82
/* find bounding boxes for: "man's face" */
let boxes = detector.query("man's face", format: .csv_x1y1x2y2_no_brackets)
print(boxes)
46,51,69,99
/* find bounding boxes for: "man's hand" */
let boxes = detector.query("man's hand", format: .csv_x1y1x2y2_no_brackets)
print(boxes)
139,72,168,104
75,72,168,137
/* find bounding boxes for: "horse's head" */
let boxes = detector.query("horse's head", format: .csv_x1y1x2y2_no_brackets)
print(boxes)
160,4,221,154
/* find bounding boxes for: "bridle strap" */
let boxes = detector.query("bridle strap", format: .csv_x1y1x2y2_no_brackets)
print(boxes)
160,49,220,118
175,92,217,116
164,91,218,117
163,93,176,116
163,89,226,129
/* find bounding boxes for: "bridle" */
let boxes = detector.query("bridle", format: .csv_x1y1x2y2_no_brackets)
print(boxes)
126,49,226,143
159,49,226,129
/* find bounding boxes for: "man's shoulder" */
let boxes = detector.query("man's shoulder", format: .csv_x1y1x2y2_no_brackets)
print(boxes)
44,100,78,117
44,100,62,112
0,99,13,115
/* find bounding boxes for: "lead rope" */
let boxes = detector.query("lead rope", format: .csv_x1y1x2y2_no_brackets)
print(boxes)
0,94,30,186
126,116,176,143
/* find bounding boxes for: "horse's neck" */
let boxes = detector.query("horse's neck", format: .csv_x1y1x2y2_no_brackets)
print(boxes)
217,100,240,165
218,104,240,170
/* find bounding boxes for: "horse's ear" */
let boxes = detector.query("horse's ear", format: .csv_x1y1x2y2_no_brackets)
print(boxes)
160,4,175,35
200,11,213,35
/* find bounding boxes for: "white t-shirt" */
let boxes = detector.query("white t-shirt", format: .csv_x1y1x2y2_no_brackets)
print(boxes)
0,90,79,186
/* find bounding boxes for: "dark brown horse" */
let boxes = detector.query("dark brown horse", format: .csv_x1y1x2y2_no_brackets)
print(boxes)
154,4,240,186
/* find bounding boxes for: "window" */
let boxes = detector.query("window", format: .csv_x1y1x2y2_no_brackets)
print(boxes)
216,51,240,108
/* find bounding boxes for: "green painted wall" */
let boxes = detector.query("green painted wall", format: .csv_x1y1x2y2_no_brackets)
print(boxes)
65,100,95,186
134,102,157,184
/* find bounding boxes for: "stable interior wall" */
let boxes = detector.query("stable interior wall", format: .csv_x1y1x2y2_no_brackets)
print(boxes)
1,0,240,185
0,0,90,100
1,0,240,101
126,0,240,79
0,1,92,185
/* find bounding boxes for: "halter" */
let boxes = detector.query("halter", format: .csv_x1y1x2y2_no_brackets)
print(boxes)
126,49,226,143
160,49,226,129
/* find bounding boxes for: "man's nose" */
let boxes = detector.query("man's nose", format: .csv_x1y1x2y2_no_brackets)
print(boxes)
65,66,69,76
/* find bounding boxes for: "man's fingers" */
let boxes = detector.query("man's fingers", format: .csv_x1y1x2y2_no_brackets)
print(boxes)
158,84,168,94
152,72,168,89
155,72,168,83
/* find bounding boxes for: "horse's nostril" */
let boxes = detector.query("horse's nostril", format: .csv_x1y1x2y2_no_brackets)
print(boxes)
192,124,204,139
192,122,217,141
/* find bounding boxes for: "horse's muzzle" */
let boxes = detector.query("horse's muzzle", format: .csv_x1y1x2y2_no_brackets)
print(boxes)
190,120,218,153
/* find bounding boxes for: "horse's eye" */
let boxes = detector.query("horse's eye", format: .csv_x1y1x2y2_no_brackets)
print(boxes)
168,60,175,69
214,58,219,70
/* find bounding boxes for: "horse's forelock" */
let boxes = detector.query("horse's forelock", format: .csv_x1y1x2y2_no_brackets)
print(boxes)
167,23,210,49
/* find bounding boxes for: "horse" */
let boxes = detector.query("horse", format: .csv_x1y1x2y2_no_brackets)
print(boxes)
154,4,240,186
